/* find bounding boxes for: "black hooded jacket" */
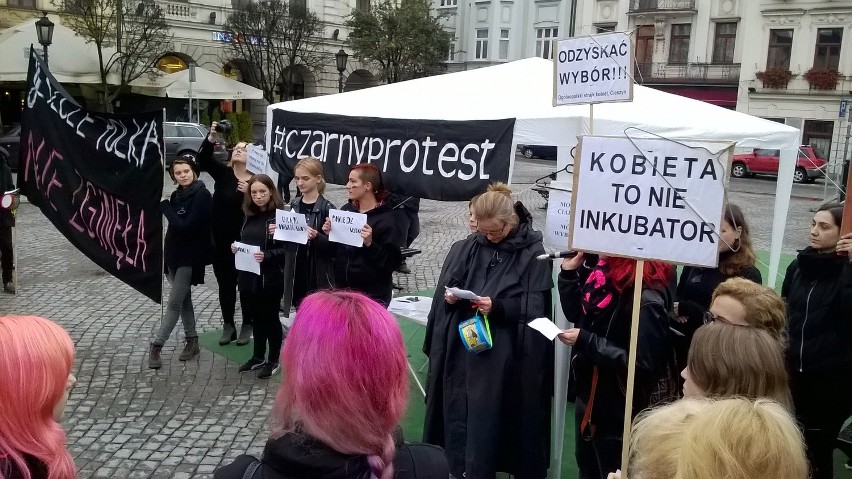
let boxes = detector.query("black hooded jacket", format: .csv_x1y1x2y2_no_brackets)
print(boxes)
197,138,247,254
161,180,213,284
782,247,852,373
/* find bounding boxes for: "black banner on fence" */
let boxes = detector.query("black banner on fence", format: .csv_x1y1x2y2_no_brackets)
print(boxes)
268,110,515,201
18,50,164,303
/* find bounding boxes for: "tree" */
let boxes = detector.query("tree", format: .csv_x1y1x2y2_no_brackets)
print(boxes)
346,0,451,84
223,0,326,103
56,0,173,111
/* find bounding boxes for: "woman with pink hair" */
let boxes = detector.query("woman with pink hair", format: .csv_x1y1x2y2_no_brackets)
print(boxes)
0,316,77,479
215,291,448,479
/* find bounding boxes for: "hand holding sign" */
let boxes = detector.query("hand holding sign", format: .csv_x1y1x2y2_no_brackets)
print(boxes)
327,209,368,247
246,145,269,175
274,209,309,244
233,241,261,275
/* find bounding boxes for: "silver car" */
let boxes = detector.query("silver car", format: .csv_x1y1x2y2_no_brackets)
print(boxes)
164,122,228,166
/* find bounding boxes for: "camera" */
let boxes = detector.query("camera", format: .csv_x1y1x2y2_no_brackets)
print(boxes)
214,119,233,135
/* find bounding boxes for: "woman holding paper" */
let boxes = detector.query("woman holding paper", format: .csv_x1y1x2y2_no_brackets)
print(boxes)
231,174,290,379
201,123,254,347
557,253,676,479
423,183,553,479
150,156,213,368
781,202,852,479
322,163,403,306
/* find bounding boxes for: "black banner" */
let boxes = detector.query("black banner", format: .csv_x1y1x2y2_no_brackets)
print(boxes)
268,110,515,201
18,51,164,303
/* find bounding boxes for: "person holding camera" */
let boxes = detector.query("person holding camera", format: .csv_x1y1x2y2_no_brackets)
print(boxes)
200,121,255,347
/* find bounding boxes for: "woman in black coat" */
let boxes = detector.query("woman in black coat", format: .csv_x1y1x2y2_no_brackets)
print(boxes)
202,123,254,346
781,202,852,479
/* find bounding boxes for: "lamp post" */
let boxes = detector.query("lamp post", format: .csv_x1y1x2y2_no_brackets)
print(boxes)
335,49,348,93
35,12,55,67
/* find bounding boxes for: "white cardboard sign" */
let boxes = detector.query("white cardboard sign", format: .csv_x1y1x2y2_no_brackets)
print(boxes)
233,241,261,275
554,32,633,106
544,185,573,249
274,209,309,244
569,135,731,267
246,145,269,175
328,208,367,247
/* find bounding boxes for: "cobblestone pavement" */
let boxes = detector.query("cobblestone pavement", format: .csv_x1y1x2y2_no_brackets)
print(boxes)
0,156,828,478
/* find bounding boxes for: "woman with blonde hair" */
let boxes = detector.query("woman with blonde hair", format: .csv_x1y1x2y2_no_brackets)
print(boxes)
424,182,553,478
624,397,808,479
681,321,791,409
709,277,786,343
0,315,77,479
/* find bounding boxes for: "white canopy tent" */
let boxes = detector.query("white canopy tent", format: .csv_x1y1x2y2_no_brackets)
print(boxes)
267,57,800,477
130,67,264,100
0,18,109,84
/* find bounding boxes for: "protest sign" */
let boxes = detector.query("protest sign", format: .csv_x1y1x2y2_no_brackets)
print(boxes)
274,209,309,244
544,184,572,249
269,110,515,201
554,32,633,106
18,50,164,302
327,208,367,247
246,144,269,175
569,135,731,267
233,241,261,275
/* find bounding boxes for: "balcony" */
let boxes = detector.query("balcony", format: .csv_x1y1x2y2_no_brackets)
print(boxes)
628,0,696,14
162,1,198,20
634,62,740,84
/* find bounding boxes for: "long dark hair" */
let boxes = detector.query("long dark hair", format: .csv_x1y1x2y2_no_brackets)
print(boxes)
719,203,757,276
242,174,284,216
816,202,843,228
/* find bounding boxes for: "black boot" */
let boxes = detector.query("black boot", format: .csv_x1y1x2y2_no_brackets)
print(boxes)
236,324,253,346
148,344,163,369
219,323,237,345
179,337,200,361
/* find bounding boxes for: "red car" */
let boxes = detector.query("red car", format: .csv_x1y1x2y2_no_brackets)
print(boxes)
731,146,827,183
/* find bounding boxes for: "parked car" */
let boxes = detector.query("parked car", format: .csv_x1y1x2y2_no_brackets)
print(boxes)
164,122,228,166
731,145,827,184
0,124,21,172
518,144,557,160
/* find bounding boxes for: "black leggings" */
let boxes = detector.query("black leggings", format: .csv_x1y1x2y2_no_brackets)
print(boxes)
0,224,12,284
212,249,240,325
240,286,284,363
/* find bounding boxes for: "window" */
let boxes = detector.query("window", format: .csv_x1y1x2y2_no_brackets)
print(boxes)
536,27,559,60
669,24,691,64
712,23,736,64
767,29,793,69
447,40,455,61
356,0,370,12
475,29,489,60
596,24,616,34
177,126,205,138
499,29,510,60
802,120,833,158
813,28,842,70
439,0,458,6
164,125,178,137
290,0,306,16
8,0,36,8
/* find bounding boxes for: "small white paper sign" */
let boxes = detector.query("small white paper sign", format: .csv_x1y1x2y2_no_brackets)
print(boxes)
274,209,309,244
328,209,367,247
554,31,633,106
528,317,563,341
246,145,269,175
545,188,573,249
446,287,481,302
233,241,261,275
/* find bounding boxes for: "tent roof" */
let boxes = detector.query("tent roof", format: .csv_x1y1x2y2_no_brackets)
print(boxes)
0,18,108,84
270,57,798,151
131,68,264,100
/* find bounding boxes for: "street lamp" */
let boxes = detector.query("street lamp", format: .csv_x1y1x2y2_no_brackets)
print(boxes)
335,49,348,93
35,12,55,67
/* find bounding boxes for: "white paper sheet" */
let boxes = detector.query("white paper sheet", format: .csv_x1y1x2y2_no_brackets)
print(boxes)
328,208,367,247
274,209,309,244
446,287,481,301
233,241,261,275
527,317,563,341
246,145,269,175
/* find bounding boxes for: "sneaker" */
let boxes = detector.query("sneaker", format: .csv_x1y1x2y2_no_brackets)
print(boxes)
178,337,200,361
219,323,237,345
148,344,163,369
239,357,266,373
257,362,280,379
236,324,253,346
3,282,14,294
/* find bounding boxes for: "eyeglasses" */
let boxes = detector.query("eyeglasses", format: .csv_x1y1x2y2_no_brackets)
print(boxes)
703,310,740,326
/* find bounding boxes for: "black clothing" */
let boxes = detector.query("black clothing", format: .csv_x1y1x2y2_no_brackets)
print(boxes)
422,236,472,357
331,202,404,306
0,156,13,227
214,433,449,479
558,258,676,479
242,287,284,363
285,196,335,309
388,193,421,247
423,205,553,479
0,453,48,479
781,247,852,479
1,156,13,284
161,180,213,285
198,138,247,324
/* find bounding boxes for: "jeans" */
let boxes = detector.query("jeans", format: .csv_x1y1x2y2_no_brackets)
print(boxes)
153,266,197,345
240,285,284,363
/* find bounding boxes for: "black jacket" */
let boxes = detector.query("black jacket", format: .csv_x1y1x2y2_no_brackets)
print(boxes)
0,156,13,227
213,433,449,479
0,454,47,479
558,257,676,438
281,195,336,310
782,247,852,373
237,209,290,294
197,138,247,254
331,202,404,306
161,180,213,284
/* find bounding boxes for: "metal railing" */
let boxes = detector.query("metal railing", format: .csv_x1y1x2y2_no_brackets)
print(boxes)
163,1,198,20
634,62,741,83
628,0,696,13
